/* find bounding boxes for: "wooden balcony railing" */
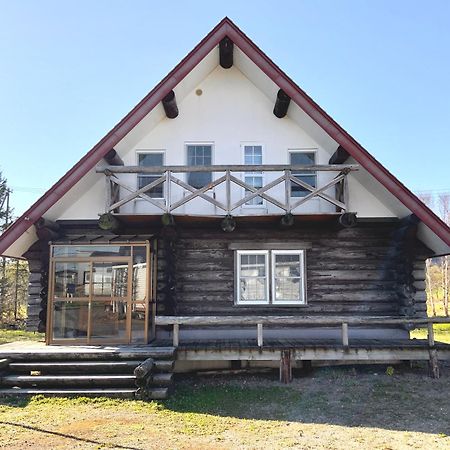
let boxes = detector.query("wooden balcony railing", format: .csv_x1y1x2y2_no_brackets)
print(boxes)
96,164,359,215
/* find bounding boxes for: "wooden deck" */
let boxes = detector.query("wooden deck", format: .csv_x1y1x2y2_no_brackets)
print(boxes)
152,338,450,362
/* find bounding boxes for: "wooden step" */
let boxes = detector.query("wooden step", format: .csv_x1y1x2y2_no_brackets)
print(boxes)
0,347,176,361
151,372,173,386
8,360,142,374
1,375,136,388
154,360,175,372
0,388,136,398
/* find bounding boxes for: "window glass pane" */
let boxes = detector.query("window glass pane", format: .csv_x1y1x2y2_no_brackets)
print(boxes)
52,301,89,340
274,254,301,277
273,252,304,302
244,145,263,205
187,145,212,188
238,253,267,302
240,277,266,301
132,246,147,302
54,262,90,298
274,278,302,301
290,152,315,165
90,300,128,340
53,246,131,258
240,254,266,277
131,301,146,343
138,152,164,198
138,153,163,166
91,262,128,298
290,152,316,198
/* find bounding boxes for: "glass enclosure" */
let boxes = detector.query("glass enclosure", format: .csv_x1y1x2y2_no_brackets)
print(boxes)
48,242,154,345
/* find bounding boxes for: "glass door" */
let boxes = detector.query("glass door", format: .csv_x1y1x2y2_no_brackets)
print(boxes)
48,242,154,345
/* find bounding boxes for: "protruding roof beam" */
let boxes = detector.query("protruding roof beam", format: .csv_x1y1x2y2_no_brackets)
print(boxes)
219,37,233,68
329,146,350,164
103,149,124,166
273,89,291,118
162,90,179,119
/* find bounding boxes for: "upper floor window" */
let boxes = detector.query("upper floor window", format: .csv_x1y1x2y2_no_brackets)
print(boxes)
243,144,263,206
137,151,164,199
187,144,212,189
290,150,317,197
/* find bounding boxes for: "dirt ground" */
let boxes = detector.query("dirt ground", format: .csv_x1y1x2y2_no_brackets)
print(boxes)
0,363,449,449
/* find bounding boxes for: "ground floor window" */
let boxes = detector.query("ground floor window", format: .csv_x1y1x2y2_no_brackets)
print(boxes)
236,250,306,305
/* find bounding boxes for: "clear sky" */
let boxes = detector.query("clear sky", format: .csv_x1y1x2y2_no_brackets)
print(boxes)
0,0,449,217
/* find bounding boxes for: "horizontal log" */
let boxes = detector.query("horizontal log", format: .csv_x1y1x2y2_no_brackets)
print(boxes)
156,315,450,326
96,164,359,174
134,357,154,379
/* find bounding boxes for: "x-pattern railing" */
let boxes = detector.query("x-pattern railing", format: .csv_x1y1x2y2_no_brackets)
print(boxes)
97,164,359,215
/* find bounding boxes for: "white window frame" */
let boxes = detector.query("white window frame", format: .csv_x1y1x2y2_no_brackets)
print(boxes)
241,143,265,208
235,250,270,305
185,142,214,189
271,250,306,305
288,149,317,198
235,249,307,306
136,150,165,200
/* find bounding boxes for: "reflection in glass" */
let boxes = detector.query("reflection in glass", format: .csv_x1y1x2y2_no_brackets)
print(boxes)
91,262,128,298
52,301,88,340
274,253,302,302
54,262,90,298
90,301,127,340
131,301,146,343
239,253,267,302
53,246,131,258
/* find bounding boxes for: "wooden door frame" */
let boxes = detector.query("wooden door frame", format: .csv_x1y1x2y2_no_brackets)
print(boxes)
47,241,153,345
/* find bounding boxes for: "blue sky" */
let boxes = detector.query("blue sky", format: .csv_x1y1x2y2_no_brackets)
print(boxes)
0,0,449,216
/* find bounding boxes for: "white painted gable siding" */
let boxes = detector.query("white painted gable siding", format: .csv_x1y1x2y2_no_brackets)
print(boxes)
53,65,396,220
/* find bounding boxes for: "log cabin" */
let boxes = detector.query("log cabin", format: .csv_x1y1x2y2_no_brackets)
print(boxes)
0,18,449,398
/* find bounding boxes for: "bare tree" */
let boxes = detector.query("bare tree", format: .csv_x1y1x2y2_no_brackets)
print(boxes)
438,193,449,316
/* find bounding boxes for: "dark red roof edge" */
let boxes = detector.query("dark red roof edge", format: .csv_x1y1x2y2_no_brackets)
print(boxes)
1,17,449,255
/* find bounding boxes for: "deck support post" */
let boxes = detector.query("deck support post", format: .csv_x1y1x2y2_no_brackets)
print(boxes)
427,323,439,378
341,323,349,349
173,323,179,347
257,323,263,347
279,350,292,383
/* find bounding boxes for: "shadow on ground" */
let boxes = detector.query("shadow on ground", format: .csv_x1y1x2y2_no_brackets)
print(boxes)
164,363,450,436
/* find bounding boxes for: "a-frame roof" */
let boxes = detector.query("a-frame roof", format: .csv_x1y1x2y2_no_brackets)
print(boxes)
1,17,449,256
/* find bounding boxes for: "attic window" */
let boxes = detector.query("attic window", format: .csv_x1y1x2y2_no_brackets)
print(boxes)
187,144,212,189
290,150,317,198
137,151,164,199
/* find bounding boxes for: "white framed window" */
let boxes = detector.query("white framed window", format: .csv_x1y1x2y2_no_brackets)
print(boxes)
136,151,165,199
235,249,306,306
236,250,269,305
242,144,264,206
186,144,213,189
289,150,317,198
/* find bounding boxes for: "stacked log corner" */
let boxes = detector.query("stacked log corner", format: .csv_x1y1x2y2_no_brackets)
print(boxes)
24,241,49,332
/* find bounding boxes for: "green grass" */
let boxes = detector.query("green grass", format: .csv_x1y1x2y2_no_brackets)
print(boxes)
410,323,450,343
0,369,449,449
0,329,45,345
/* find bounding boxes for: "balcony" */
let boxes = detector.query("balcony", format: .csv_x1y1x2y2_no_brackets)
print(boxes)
96,164,359,219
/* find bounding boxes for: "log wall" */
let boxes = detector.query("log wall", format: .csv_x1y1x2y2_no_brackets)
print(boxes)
23,219,432,333
155,221,431,318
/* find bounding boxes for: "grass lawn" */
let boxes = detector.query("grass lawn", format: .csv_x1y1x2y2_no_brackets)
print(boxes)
0,365,449,449
410,323,450,344
0,329,45,345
